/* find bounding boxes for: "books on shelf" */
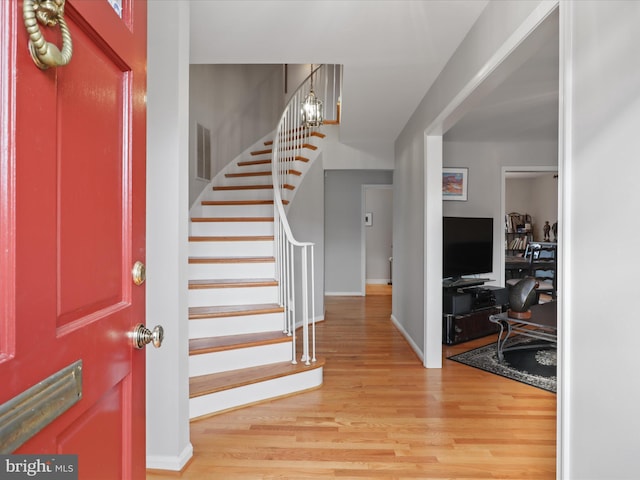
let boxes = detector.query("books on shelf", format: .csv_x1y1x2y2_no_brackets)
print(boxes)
505,212,531,234
505,212,532,251
507,235,529,251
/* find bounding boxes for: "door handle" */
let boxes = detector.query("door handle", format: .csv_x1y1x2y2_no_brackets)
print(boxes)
131,324,164,349
23,0,73,69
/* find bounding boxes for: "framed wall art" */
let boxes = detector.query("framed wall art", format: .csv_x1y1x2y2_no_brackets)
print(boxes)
442,167,468,201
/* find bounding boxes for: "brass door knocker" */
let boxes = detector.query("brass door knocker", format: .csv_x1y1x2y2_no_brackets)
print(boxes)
23,0,73,69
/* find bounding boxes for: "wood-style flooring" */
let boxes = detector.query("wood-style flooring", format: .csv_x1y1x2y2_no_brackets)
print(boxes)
147,292,556,479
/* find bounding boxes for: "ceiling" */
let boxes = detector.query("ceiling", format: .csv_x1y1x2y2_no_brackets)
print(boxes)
189,1,559,147
445,10,559,143
189,0,488,146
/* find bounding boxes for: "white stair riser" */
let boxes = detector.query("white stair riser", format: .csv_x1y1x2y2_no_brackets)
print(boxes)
189,240,274,257
189,285,278,307
190,221,273,236
199,204,273,218
219,175,273,187
189,367,323,419
189,312,285,339
209,188,273,201
231,161,309,178
190,342,292,377
188,262,275,280
231,163,272,174
207,186,273,200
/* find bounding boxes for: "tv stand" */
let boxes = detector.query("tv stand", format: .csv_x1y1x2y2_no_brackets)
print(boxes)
442,280,508,345
442,277,491,289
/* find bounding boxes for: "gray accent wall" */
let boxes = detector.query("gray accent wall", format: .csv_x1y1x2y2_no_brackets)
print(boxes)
286,155,326,320
365,186,393,283
188,64,284,206
325,170,393,295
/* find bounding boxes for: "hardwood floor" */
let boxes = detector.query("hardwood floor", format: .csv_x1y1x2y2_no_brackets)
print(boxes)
147,294,556,479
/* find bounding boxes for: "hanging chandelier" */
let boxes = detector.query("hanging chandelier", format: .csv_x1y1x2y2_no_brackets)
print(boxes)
301,64,324,128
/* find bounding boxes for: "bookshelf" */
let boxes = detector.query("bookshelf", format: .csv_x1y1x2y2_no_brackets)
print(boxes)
505,212,532,255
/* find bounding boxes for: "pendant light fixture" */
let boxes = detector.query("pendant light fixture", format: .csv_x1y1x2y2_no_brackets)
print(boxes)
301,64,324,128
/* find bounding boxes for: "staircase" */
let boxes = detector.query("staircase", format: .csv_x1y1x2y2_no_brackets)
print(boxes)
188,131,326,420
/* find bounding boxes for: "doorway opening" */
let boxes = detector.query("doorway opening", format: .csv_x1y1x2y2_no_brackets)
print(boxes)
362,184,393,296
502,167,558,299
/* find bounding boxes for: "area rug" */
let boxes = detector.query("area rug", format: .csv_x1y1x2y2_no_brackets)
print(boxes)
447,337,557,393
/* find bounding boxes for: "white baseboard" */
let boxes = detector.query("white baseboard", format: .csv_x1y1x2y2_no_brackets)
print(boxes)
390,314,425,363
146,442,193,472
366,278,391,284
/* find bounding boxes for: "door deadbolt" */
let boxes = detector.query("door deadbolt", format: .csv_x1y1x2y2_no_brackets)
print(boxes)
132,261,145,286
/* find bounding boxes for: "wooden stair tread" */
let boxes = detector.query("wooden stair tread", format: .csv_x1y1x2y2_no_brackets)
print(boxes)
189,235,274,242
189,303,284,319
213,184,273,191
250,148,272,156
189,357,325,398
191,217,273,222
225,171,271,178
201,200,276,206
237,158,271,167
250,144,316,156
211,183,294,191
189,256,275,264
237,156,309,167
189,330,289,356
189,278,278,289
224,170,299,178
264,132,325,146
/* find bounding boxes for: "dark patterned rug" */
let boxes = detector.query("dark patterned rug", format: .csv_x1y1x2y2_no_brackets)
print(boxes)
447,336,557,393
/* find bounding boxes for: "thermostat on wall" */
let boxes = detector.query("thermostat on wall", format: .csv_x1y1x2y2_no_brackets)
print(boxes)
364,213,373,226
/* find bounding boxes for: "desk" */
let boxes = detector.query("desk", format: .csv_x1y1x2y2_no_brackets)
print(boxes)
489,302,557,362
505,255,529,280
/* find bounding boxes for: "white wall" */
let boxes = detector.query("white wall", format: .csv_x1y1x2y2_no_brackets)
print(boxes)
188,64,284,206
562,1,640,477
146,0,192,471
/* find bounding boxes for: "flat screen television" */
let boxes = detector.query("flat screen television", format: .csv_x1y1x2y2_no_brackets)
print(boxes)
443,216,493,280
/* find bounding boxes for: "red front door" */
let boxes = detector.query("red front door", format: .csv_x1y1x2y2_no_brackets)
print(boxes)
1,0,148,478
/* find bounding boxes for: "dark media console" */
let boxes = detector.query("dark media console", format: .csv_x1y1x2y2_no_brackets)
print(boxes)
442,283,509,345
